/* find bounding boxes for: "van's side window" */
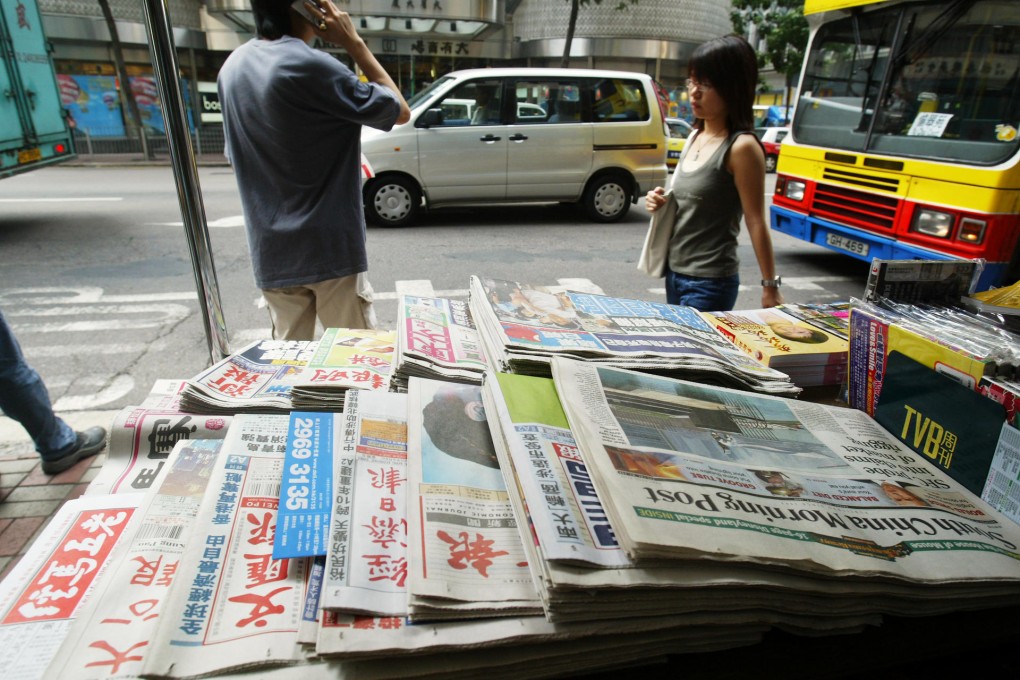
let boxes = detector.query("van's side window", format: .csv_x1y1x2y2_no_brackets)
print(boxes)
592,78,649,123
511,79,584,124
435,79,504,127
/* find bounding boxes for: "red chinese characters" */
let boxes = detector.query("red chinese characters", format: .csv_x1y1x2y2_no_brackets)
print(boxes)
4,509,135,624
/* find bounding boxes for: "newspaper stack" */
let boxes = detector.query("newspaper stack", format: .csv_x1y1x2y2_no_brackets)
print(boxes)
469,276,800,396
180,339,317,414
700,308,849,387
392,294,490,391
482,371,882,628
22,379,1020,679
289,327,397,410
548,356,1020,594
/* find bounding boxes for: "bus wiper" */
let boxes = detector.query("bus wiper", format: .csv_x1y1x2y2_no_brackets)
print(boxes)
897,0,974,64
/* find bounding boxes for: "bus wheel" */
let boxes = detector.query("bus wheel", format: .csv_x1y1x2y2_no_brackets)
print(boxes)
365,176,420,227
582,173,631,222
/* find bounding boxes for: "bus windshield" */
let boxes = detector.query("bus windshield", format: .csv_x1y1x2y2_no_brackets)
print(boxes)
794,0,1020,166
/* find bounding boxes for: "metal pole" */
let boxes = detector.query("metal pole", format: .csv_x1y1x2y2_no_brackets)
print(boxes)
140,0,230,364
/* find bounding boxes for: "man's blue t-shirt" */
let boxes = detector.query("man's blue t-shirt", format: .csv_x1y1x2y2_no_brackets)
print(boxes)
218,36,400,289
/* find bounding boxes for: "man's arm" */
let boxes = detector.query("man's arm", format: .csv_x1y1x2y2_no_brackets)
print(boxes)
314,0,411,124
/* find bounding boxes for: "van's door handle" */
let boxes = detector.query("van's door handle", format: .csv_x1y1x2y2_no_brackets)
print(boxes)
509,133,528,141
479,134,501,143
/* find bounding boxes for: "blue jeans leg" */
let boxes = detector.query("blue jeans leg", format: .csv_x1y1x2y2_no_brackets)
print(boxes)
0,310,76,459
666,271,740,312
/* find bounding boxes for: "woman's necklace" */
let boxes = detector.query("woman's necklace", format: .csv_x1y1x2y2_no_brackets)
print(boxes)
692,129,726,161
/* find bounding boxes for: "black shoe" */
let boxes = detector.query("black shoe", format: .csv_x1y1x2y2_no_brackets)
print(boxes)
41,426,108,475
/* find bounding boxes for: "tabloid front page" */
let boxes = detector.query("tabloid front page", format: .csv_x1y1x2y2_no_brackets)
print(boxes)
142,415,311,678
88,405,231,495
551,357,1020,583
320,390,410,615
405,378,540,613
0,493,145,680
289,328,396,411
395,294,488,387
42,439,222,680
181,340,317,413
481,371,627,568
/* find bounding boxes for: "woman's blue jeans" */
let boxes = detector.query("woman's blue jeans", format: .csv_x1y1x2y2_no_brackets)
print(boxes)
665,271,740,312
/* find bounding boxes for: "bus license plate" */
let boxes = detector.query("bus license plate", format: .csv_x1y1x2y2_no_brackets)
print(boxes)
826,233,869,257
18,147,42,164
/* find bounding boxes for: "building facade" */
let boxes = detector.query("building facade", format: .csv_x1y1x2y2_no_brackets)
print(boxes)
39,0,755,139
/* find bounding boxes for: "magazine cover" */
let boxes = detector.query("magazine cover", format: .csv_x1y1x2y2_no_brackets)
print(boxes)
700,308,848,376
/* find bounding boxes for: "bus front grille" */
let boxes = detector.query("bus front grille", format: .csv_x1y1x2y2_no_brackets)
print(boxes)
810,182,899,231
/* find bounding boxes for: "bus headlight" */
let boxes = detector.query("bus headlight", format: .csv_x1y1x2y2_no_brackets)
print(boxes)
782,180,806,202
910,209,953,238
957,217,986,244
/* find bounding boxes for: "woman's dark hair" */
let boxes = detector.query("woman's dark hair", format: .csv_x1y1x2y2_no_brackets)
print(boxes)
250,0,293,40
688,35,758,133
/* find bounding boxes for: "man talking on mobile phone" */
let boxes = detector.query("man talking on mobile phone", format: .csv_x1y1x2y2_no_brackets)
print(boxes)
218,0,410,340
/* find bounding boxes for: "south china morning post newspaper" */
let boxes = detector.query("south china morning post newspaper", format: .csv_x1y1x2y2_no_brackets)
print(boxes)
551,357,1020,583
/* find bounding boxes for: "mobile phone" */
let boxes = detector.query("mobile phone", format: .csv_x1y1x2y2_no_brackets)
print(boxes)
291,0,325,30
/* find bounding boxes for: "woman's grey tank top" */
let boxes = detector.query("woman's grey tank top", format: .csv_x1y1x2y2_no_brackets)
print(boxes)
667,131,748,277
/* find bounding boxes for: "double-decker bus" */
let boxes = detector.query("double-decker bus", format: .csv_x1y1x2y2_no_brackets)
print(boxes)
771,0,1020,290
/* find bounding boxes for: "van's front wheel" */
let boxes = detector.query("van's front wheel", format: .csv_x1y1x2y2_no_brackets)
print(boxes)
365,176,420,227
581,174,632,222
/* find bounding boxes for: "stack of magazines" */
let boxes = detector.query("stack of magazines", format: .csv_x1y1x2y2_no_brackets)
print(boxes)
392,294,489,391
469,276,800,396
778,301,850,340
700,307,849,387
179,339,317,413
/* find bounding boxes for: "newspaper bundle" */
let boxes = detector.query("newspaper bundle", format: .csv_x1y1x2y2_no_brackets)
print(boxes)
141,415,312,678
43,439,222,680
482,370,1018,626
88,403,231,495
468,276,799,396
404,377,542,620
0,493,146,680
180,340,318,414
550,356,1020,590
289,328,397,410
393,294,489,390
320,389,410,615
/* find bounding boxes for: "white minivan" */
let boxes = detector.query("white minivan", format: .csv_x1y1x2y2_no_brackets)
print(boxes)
361,68,668,227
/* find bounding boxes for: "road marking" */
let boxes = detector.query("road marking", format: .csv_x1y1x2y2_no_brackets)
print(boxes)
0,197,122,203
24,341,167,359
154,215,246,228
8,303,191,333
0,287,196,305
52,375,135,411
556,278,604,294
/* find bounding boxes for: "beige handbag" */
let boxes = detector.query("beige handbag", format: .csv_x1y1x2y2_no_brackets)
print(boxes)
636,190,677,278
